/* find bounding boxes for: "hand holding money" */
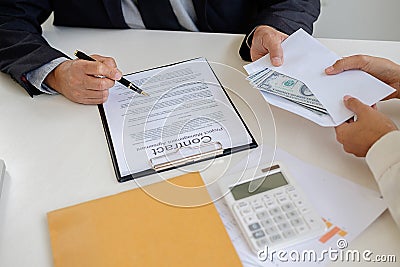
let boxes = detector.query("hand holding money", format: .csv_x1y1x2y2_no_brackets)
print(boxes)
250,26,288,65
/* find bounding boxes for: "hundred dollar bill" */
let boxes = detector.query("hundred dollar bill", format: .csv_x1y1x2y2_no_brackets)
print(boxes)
247,69,329,115
296,103,327,116
258,71,326,110
289,99,329,115
247,68,269,81
247,68,273,87
265,89,329,115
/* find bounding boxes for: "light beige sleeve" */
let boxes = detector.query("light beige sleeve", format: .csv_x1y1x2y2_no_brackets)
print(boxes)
366,130,400,229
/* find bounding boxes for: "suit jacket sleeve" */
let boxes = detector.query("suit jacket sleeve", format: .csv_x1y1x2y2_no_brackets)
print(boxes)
0,0,68,96
239,0,321,61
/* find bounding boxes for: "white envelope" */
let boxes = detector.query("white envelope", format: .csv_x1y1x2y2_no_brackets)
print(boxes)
244,29,395,127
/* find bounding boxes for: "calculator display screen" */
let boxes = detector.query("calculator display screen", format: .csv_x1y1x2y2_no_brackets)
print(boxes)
230,172,288,200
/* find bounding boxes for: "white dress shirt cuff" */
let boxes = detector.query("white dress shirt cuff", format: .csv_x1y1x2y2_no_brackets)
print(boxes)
26,57,69,95
245,27,258,49
366,130,400,228
366,130,400,181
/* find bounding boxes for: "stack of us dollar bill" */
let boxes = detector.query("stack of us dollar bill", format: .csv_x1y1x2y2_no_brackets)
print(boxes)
247,68,328,116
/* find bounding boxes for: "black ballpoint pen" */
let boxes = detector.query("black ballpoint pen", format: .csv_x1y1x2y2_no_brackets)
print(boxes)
74,50,149,96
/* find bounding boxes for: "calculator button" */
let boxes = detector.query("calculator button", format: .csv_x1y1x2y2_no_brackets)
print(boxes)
256,238,268,248
277,222,291,231
290,218,305,227
269,233,283,243
262,195,273,202
294,199,305,207
273,214,286,224
286,210,299,220
265,226,279,235
289,192,301,200
296,225,309,234
282,229,297,239
264,199,277,208
248,222,261,232
244,215,257,225
261,218,274,228
299,206,310,214
252,204,266,212
277,196,290,204
240,207,253,216
237,201,249,208
281,203,295,212
286,185,296,193
274,191,285,198
256,211,269,220
251,199,262,206
252,230,266,239
269,207,282,217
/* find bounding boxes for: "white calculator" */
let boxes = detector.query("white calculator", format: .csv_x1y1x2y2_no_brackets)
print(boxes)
220,162,326,252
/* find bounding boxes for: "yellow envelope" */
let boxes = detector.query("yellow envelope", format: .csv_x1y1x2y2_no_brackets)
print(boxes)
47,172,242,267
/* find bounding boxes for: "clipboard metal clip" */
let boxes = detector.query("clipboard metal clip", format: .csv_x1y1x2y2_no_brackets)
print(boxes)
150,142,224,171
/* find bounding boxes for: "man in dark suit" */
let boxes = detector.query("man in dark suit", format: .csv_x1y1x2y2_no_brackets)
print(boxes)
0,0,320,104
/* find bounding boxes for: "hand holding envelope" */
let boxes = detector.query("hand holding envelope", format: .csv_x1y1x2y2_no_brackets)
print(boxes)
244,29,396,127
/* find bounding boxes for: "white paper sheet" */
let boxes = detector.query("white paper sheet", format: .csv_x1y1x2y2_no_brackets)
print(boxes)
209,145,387,266
244,29,395,127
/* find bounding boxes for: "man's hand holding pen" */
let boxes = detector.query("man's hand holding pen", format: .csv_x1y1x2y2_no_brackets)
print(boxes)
44,54,122,104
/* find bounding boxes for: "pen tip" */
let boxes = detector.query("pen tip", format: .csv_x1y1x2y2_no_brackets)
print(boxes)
141,92,150,96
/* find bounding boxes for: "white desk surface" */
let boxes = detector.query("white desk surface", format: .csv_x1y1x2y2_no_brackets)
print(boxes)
0,27,399,266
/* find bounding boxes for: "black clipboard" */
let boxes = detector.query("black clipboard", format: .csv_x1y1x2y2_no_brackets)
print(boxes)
98,58,258,183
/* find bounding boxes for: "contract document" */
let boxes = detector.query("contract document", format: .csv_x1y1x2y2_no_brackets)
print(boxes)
99,58,257,182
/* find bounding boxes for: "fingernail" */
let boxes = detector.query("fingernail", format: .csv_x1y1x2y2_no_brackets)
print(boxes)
114,71,122,80
325,66,334,73
271,57,282,66
343,95,352,101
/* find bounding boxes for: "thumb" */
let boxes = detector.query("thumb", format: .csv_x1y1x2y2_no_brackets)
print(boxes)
343,95,370,115
109,68,122,81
